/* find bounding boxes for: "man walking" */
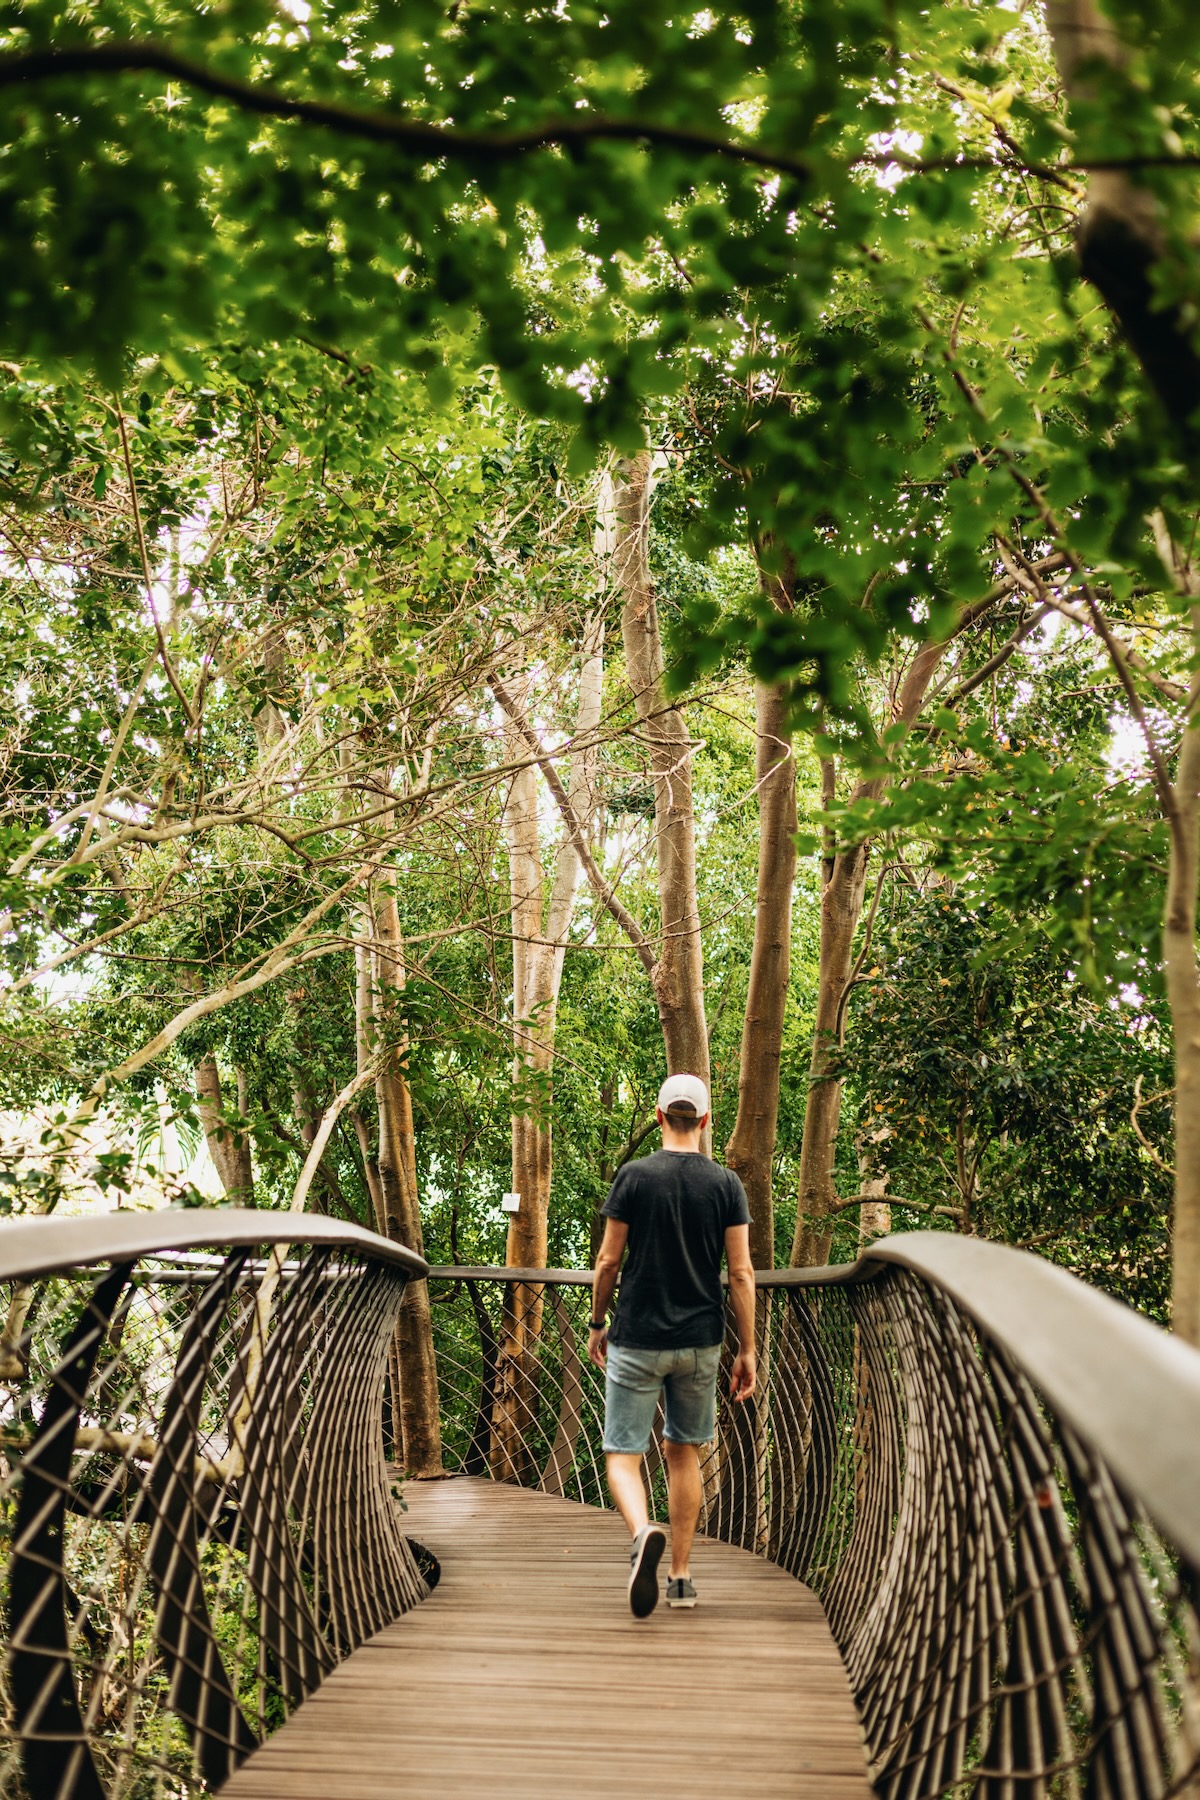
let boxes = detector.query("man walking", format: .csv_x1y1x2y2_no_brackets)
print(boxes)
587,1073,757,1618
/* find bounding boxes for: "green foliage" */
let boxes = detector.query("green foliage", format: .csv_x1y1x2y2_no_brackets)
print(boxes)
1,0,1196,1320
832,706,1167,998
840,891,1173,1317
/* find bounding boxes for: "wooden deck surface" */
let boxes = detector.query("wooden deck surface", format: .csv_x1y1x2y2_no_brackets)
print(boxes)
222,1476,872,1798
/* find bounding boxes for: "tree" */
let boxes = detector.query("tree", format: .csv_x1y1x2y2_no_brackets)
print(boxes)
6,0,1200,1338
723,565,798,1271
841,890,1173,1317
489,607,604,1480
612,454,711,1093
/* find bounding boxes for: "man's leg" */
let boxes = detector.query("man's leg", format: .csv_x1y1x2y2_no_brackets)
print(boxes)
605,1452,650,1537
602,1348,667,1617
660,1344,720,1602
663,1439,702,1577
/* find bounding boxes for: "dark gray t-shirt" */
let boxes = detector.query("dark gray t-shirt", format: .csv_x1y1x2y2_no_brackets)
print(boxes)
600,1149,752,1349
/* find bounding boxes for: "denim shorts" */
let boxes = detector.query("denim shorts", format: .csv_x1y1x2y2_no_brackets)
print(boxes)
602,1342,722,1455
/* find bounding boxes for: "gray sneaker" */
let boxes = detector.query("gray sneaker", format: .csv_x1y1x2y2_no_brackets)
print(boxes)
628,1525,666,1618
667,1576,697,1608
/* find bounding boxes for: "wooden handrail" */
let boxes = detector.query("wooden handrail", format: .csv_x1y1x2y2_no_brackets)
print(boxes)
0,1207,428,1282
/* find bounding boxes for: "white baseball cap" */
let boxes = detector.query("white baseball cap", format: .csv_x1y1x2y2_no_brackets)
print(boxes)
656,1073,710,1119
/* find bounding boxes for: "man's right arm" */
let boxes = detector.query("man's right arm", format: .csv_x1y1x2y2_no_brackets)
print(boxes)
589,1217,628,1370
725,1222,757,1401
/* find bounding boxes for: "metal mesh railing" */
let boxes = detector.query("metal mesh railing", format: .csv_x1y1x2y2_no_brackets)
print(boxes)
428,1244,1200,1800
0,1212,429,1800
1,1216,1196,1800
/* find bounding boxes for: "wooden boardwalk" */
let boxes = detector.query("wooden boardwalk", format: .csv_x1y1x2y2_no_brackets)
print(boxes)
223,1476,872,1798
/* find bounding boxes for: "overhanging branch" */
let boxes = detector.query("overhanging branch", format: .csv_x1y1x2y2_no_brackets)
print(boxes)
491,677,658,980
4,42,1199,184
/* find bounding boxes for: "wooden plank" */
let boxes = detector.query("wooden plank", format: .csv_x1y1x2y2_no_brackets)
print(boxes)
221,1477,872,1798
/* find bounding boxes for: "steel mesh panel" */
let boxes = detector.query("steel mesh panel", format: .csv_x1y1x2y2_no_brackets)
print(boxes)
0,1238,427,1800
430,1265,1200,1800
2,1225,1196,1800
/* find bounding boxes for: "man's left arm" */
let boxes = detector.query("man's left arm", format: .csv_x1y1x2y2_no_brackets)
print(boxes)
725,1222,757,1401
588,1217,628,1369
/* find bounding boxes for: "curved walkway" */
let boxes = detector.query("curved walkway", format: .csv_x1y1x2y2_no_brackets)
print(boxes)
223,1477,870,1798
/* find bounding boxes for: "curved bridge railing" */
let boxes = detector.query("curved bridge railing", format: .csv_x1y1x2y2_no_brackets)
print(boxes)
429,1238,1200,1799
0,1211,429,1800
1,1217,1197,1799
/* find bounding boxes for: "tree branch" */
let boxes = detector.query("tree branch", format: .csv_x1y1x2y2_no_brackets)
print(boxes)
4,43,1198,185
995,537,1182,839
827,1191,963,1217
490,677,657,979
937,604,1053,708
113,402,197,730
289,1055,388,1213
997,558,1187,706
1131,1072,1175,1175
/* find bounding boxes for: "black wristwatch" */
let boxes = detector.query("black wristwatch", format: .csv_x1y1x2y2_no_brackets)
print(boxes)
588,1317,606,1331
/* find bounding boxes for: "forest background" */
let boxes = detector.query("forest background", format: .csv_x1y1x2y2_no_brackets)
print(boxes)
1,0,1198,1424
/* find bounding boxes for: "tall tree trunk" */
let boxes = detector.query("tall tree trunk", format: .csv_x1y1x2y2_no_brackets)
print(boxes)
502,680,551,1274
856,1128,892,1245
353,936,386,1224
1166,717,1200,1348
1043,0,1200,450
352,927,399,1457
791,830,873,1268
611,452,711,1094
373,882,443,1476
491,708,550,1484
719,655,797,1553
1152,522,1200,1347
290,988,322,1210
195,1053,254,1202
790,625,996,1267
490,608,605,1480
293,1077,318,1151
1045,4,1200,1340
724,671,797,1271
501,461,711,1120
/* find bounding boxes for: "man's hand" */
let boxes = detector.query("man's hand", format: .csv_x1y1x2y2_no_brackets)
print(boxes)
729,1350,757,1402
587,1325,609,1370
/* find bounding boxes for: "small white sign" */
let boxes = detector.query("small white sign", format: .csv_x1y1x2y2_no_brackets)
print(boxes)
501,1191,521,1213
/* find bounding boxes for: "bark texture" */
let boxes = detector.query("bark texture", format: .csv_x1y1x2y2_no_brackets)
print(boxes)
490,611,604,1480
372,884,443,1476
791,827,873,1268
1163,705,1200,1348
195,1053,254,1203
791,631,991,1267
1152,521,1200,1346
724,667,798,1270
611,453,711,1096
353,938,386,1222
1044,0,1200,450
856,1130,892,1245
